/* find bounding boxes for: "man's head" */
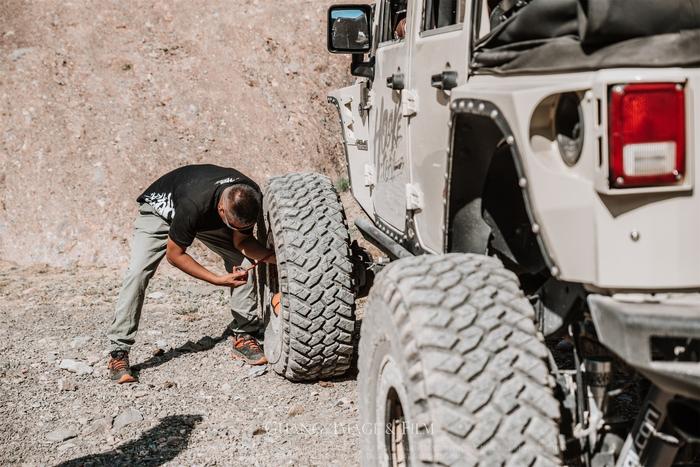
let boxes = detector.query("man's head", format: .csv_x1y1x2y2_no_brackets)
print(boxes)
218,184,261,232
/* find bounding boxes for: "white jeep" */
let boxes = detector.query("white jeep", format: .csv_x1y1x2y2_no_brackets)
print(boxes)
258,1,700,465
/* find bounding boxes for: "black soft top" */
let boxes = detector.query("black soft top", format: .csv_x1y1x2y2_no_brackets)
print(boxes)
473,0,700,74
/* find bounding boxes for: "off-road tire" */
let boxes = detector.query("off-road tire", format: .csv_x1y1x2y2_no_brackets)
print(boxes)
359,253,562,466
262,173,355,381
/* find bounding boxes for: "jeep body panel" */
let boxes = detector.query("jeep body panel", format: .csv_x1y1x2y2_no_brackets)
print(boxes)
409,15,469,253
371,29,410,231
328,83,374,217
451,68,700,290
328,0,700,291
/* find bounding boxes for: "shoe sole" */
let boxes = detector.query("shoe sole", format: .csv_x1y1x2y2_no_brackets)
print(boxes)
112,374,138,384
231,351,268,366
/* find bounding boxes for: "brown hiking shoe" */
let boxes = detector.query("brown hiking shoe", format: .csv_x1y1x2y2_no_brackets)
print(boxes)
231,334,267,365
108,350,138,384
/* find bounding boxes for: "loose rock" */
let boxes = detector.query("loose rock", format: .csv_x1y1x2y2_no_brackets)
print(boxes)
246,365,267,379
112,407,143,431
287,404,304,417
59,359,93,375
59,379,78,391
46,427,78,443
83,416,113,436
70,336,91,349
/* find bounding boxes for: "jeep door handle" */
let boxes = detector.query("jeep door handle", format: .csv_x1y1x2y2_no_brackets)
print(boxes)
431,70,458,91
386,72,405,91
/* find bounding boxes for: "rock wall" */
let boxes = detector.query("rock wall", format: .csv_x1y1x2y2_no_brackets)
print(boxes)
0,0,353,266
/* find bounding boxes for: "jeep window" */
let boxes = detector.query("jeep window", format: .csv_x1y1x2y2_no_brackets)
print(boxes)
422,0,465,31
378,0,408,44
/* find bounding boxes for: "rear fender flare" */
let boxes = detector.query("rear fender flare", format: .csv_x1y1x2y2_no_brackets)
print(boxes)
445,98,555,272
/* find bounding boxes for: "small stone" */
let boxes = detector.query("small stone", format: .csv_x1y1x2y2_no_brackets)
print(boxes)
163,381,176,389
152,348,164,356
57,442,76,452
46,427,78,442
86,353,102,366
59,379,77,391
83,416,112,436
221,383,232,392
147,291,165,300
70,336,91,349
155,340,168,350
336,398,353,407
318,381,334,388
246,365,267,379
112,408,143,431
287,404,304,417
59,359,93,375
252,426,266,436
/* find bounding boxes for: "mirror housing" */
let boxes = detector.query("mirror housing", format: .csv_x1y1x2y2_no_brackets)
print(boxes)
327,4,372,54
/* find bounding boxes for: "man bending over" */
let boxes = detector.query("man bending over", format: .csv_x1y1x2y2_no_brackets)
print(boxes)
106,164,275,384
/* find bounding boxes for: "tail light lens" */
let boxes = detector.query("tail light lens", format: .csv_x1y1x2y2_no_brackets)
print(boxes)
608,83,686,188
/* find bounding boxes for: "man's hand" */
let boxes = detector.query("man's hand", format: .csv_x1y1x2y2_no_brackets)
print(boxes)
214,268,249,287
166,238,252,288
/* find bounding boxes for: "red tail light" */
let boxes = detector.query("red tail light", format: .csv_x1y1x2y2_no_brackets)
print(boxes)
608,83,686,188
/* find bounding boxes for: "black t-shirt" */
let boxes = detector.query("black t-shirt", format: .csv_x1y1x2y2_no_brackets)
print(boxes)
137,164,260,248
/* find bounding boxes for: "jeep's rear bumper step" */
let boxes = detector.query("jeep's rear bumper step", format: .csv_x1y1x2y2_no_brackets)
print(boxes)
588,294,700,399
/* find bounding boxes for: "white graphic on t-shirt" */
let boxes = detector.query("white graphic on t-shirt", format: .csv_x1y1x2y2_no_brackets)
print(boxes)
143,192,175,220
215,177,240,185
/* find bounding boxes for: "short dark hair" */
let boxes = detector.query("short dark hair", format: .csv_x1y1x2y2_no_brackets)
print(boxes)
225,184,261,226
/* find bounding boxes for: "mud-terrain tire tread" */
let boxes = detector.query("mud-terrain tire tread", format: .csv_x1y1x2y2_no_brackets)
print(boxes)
264,173,355,381
360,253,562,466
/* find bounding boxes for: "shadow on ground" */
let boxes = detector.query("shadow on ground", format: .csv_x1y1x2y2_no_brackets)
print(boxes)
133,327,232,373
55,415,203,467
131,315,365,382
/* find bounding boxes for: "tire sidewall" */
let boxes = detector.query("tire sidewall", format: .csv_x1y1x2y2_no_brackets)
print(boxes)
359,293,419,466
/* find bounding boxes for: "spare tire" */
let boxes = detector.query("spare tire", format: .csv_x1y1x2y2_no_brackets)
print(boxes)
261,173,356,381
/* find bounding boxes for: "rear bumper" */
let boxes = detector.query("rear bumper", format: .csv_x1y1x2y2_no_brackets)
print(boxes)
588,294,700,399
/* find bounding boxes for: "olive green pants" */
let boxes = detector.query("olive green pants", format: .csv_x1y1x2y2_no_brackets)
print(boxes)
107,203,259,352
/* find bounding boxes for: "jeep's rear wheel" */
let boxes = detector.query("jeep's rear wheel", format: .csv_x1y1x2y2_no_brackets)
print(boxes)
261,173,355,381
359,253,563,466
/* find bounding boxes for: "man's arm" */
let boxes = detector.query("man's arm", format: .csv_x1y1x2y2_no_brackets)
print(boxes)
166,238,248,287
233,230,276,264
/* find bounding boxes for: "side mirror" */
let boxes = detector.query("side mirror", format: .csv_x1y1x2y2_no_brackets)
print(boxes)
327,5,372,54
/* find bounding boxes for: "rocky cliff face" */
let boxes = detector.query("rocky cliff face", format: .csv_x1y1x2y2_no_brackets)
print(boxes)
0,0,353,266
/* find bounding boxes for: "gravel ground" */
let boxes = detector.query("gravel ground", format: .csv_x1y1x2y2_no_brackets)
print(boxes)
0,260,363,466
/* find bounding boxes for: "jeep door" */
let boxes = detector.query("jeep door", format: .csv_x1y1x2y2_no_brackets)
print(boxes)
408,0,469,252
370,0,412,232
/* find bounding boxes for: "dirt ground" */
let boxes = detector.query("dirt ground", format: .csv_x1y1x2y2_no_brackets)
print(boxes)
0,0,354,267
0,249,364,466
